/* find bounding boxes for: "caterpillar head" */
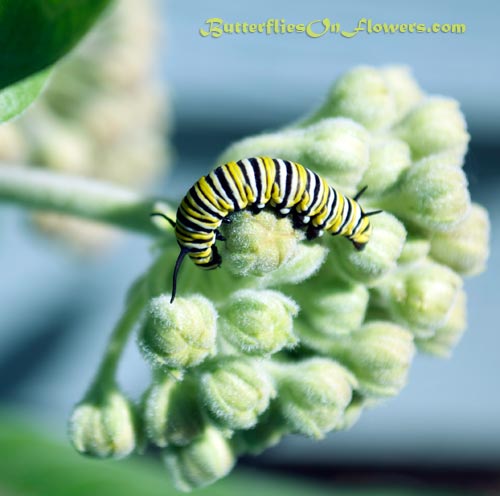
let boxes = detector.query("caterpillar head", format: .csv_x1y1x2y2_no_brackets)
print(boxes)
351,210,382,251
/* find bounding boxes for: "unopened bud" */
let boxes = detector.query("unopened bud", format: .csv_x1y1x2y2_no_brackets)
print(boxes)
200,357,275,429
221,210,301,277
398,238,431,265
430,203,490,275
361,138,411,196
219,290,298,355
301,118,370,193
144,374,204,447
394,97,470,161
275,358,356,438
326,322,415,398
291,278,369,338
383,157,470,232
233,405,288,455
217,130,302,166
375,261,463,338
69,388,136,459
164,426,235,492
256,242,328,287
380,66,423,119
307,66,398,130
139,295,217,369
332,212,406,285
416,290,467,357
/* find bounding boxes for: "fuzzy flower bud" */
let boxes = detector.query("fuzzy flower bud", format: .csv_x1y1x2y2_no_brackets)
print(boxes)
335,395,365,431
233,405,288,455
332,212,406,285
164,426,235,492
375,261,463,338
217,130,301,166
430,203,490,275
69,388,136,459
219,290,298,355
291,278,369,338
300,118,370,192
379,66,423,119
144,375,204,447
274,358,356,438
398,238,431,265
219,118,370,194
416,290,467,357
200,358,275,429
139,295,217,369
361,137,411,196
221,210,302,277
383,156,470,232
325,322,415,398
307,66,398,131
394,97,469,161
256,242,328,287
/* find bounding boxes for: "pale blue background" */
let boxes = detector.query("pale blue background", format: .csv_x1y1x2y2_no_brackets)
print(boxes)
1,0,499,470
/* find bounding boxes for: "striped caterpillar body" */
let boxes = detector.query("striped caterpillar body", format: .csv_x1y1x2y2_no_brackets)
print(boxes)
153,157,381,302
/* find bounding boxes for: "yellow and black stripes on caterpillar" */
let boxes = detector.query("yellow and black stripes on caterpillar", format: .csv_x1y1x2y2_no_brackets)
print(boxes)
158,157,381,302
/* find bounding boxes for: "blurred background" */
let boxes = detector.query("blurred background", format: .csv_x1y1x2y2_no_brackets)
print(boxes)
1,0,499,494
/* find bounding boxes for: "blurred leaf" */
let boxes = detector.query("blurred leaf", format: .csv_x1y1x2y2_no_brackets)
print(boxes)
0,70,49,124
0,413,472,496
0,0,111,90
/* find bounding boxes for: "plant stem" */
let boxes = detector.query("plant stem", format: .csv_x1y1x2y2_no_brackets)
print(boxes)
0,164,175,236
92,278,149,389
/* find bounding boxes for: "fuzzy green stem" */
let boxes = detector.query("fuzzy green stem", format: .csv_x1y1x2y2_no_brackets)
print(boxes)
91,280,149,390
0,165,174,236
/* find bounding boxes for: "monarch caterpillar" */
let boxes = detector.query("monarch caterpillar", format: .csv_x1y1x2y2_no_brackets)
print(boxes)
152,157,381,303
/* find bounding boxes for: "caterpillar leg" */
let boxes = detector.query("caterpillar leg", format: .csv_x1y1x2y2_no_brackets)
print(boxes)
306,225,324,241
215,230,226,241
248,204,264,215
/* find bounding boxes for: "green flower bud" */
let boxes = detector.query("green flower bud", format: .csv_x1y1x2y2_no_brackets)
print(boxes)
219,118,370,194
301,118,370,193
416,290,467,357
430,203,490,276
219,290,298,355
375,261,463,338
233,405,288,455
256,242,328,287
200,357,275,429
143,374,204,447
361,138,411,196
306,66,398,130
164,425,235,492
383,157,470,232
217,129,302,165
332,212,406,285
398,238,431,265
394,97,470,161
335,394,365,431
379,66,423,119
221,210,301,277
69,388,136,459
275,358,357,438
291,278,369,338
326,322,415,398
139,295,217,369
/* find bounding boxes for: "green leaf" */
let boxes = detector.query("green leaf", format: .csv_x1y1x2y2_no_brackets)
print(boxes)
0,413,472,496
0,69,49,123
0,0,112,90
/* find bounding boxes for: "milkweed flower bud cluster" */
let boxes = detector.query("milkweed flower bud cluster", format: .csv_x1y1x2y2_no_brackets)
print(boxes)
0,0,170,250
69,66,489,491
